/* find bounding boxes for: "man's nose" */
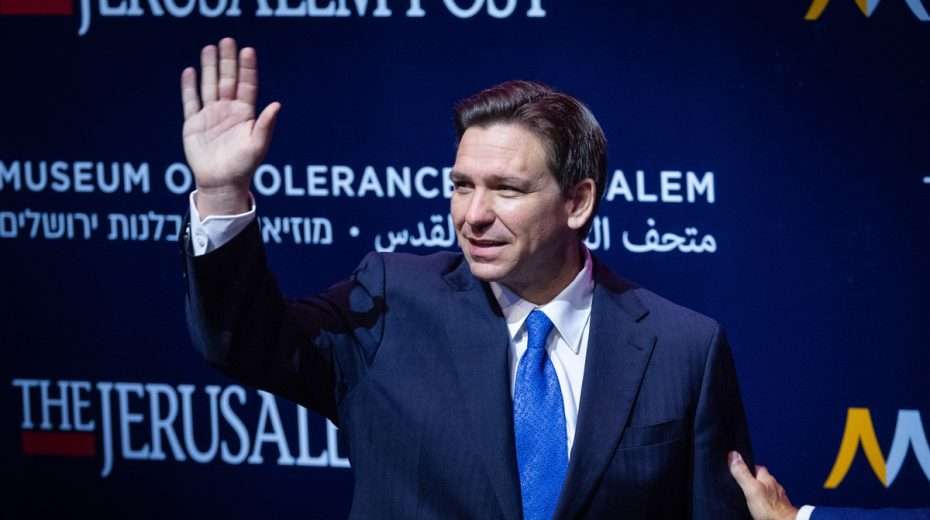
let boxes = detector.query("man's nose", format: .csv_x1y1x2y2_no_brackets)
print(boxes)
465,189,495,229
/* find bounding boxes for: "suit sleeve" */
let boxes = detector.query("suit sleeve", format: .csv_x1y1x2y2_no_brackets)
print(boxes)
691,324,755,519
182,218,386,424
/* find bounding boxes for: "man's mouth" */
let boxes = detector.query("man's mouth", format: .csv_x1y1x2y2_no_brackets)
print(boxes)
466,237,508,258
468,238,506,247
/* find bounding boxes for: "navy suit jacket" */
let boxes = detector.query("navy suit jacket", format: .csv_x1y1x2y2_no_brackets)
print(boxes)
184,220,754,519
812,508,930,519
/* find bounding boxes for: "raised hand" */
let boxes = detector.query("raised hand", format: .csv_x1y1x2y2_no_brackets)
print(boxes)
181,37,281,216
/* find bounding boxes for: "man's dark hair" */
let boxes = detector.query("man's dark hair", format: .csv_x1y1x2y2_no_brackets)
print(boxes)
453,80,608,235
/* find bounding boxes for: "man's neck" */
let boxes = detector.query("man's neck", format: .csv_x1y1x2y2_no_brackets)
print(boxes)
504,243,585,305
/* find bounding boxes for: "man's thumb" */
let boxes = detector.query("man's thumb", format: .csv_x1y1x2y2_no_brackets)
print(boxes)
254,101,282,145
729,451,755,491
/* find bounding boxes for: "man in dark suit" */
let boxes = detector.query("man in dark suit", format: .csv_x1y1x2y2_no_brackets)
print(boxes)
181,37,754,519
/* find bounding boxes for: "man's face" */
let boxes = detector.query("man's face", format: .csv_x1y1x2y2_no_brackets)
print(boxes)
451,123,580,294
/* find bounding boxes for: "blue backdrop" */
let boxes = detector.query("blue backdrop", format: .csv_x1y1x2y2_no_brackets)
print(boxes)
2,0,928,517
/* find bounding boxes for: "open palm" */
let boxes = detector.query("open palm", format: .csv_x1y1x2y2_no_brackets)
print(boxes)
181,38,280,194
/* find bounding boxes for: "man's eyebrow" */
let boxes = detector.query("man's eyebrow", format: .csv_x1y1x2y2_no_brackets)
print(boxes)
486,174,531,186
449,171,532,187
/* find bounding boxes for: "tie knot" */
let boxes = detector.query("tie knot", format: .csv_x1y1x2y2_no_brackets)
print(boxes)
525,309,554,351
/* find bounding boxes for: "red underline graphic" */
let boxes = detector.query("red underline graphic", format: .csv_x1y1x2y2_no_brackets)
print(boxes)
21,431,96,457
0,0,73,15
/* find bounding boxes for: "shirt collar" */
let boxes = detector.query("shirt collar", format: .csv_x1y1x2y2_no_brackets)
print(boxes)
490,248,595,353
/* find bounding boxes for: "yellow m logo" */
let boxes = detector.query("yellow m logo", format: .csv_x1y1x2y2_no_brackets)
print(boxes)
805,0,930,20
824,408,930,488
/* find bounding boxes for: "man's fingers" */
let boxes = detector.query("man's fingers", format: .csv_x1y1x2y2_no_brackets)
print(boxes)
728,451,756,492
253,101,282,148
181,67,201,120
218,37,238,101
756,465,777,486
236,47,258,109
200,44,218,104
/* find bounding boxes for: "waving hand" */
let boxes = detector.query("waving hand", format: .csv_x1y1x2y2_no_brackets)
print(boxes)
181,37,281,216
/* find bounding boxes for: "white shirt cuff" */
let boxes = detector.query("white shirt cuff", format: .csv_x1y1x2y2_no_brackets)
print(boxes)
797,505,815,520
188,190,256,256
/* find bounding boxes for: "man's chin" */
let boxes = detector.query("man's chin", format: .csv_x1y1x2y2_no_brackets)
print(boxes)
463,257,509,282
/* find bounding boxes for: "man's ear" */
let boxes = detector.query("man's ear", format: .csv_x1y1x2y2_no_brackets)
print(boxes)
565,178,597,232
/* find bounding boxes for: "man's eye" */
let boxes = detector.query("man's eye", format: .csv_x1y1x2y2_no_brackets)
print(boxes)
453,181,472,191
498,186,523,196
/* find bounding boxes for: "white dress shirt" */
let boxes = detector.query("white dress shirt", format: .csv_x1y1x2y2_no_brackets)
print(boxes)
490,249,594,459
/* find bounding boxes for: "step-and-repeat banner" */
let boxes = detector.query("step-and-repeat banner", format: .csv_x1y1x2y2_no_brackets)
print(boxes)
2,0,928,517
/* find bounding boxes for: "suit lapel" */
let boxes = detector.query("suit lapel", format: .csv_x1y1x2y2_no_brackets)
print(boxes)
554,259,656,520
442,260,523,520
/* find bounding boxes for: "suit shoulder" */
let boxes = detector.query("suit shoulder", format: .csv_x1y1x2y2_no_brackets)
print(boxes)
379,250,463,273
632,287,721,346
633,287,718,326
360,251,464,288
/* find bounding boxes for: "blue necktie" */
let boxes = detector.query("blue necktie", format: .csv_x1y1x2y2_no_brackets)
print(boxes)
513,309,568,520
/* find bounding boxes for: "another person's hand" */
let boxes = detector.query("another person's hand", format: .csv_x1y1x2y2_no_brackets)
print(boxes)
729,451,799,520
181,37,281,217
